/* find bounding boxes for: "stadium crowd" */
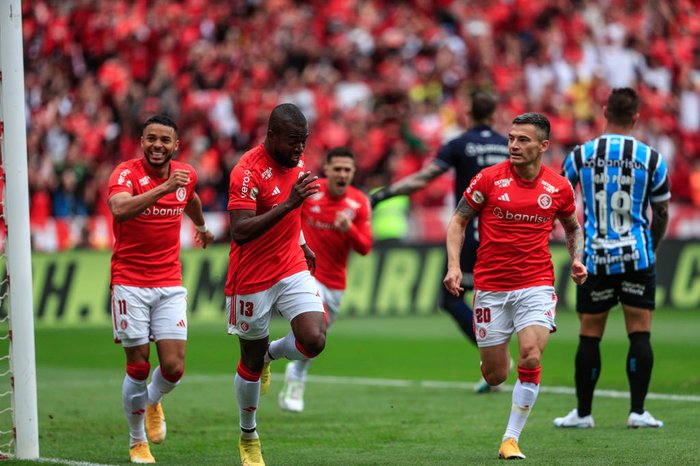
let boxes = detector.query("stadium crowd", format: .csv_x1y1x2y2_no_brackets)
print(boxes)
7,0,700,248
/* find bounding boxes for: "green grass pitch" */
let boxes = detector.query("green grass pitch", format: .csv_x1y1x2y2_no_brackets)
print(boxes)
3,308,699,465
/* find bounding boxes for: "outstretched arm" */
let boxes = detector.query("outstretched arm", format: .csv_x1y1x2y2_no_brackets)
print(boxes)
443,197,476,296
370,163,445,207
558,212,587,285
650,200,669,253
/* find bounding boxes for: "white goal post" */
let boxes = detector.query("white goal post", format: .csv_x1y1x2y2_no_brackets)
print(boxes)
0,0,39,459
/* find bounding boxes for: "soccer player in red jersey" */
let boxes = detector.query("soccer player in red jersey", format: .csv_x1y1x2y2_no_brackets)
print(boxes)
226,103,326,466
444,113,588,460
108,114,214,464
278,146,373,412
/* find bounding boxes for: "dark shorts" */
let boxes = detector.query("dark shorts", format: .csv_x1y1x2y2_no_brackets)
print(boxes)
576,267,656,313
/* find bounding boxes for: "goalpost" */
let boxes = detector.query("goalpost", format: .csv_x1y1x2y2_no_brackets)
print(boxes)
0,0,39,459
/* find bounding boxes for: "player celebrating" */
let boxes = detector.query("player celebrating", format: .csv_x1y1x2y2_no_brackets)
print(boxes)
108,114,214,463
278,146,373,412
226,103,327,466
444,113,587,459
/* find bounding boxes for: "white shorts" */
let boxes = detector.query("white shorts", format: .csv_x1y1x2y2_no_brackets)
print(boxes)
316,280,344,323
473,285,557,348
112,285,188,347
226,271,325,340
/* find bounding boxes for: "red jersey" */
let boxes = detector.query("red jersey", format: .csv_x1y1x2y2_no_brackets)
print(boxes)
108,158,197,287
225,144,308,295
302,179,373,290
464,160,576,291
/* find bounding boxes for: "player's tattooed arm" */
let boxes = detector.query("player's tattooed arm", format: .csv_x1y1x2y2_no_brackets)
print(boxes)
650,200,669,252
559,212,588,285
454,197,476,223
444,197,476,296
559,213,584,261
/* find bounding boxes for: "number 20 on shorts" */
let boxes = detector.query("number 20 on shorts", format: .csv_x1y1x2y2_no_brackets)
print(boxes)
475,307,491,323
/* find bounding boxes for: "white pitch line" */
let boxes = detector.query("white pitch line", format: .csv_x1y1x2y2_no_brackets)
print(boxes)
32,458,115,466
300,374,700,403
41,373,700,403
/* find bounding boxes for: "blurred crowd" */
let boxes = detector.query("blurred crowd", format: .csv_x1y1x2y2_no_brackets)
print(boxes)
10,0,700,238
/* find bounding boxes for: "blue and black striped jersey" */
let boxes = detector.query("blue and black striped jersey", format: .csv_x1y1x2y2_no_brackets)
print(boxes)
562,134,671,275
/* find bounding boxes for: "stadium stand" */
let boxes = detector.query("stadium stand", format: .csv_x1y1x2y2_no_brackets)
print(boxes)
5,0,700,250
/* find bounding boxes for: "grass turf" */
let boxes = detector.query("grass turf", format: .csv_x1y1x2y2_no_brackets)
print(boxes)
3,308,699,465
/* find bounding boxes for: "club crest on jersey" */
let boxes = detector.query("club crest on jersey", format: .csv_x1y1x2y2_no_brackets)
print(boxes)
176,187,187,202
471,190,485,204
537,194,552,209
250,187,259,200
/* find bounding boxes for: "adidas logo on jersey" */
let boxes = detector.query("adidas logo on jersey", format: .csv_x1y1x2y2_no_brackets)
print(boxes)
498,193,510,202
272,186,281,195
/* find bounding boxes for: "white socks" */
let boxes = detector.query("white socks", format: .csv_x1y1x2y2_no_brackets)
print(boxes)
147,366,179,405
268,331,309,361
503,379,539,442
235,372,260,432
123,374,147,445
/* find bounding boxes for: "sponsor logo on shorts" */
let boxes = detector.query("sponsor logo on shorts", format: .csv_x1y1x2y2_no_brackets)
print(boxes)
590,288,615,302
621,281,645,296
176,319,187,328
